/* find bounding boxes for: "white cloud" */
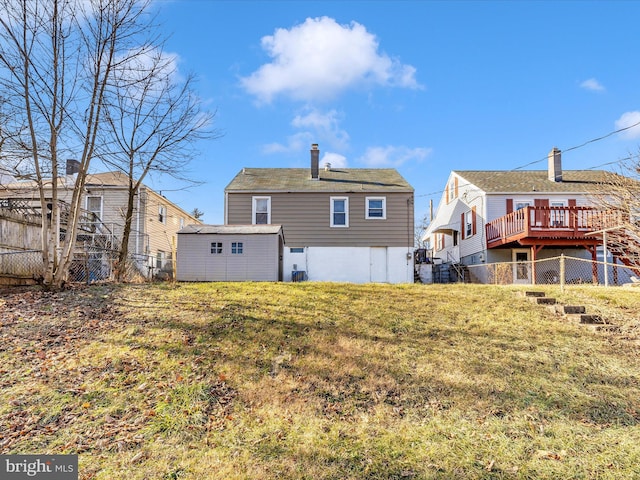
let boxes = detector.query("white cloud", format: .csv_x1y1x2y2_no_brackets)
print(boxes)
292,108,350,150
358,145,432,167
580,78,605,92
262,132,313,154
321,152,348,169
240,16,421,103
615,111,640,139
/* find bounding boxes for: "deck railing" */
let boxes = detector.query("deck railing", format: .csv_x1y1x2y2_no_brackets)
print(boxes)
486,206,624,246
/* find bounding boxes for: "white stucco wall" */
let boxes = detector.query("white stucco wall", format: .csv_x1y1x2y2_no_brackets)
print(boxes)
283,246,414,284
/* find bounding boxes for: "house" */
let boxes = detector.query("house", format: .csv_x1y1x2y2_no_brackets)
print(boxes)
423,147,620,284
176,225,284,281
0,160,200,278
224,144,415,283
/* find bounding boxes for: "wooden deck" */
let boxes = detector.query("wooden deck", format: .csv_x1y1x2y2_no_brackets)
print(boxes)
486,206,621,248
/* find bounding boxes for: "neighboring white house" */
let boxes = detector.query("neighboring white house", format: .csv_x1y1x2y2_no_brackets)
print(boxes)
224,144,415,283
176,224,284,282
423,148,616,283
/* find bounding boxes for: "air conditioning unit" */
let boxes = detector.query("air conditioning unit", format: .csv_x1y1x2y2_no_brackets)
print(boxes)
291,270,307,282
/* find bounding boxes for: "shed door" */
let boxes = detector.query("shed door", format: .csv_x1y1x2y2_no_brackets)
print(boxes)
370,247,387,283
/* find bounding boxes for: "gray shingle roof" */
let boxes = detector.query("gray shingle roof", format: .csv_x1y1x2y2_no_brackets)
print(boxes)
455,170,611,193
179,224,283,235
225,168,413,193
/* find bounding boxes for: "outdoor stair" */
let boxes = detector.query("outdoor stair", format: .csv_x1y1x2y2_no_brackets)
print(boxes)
519,291,618,333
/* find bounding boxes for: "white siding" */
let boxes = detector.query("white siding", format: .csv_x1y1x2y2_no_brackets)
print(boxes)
283,246,413,283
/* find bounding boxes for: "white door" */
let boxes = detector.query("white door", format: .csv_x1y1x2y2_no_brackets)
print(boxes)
370,247,387,282
512,249,531,284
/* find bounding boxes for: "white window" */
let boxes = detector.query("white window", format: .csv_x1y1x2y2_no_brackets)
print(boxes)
231,242,243,254
448,178,456,202
179,217,185,229
158,205,167,224
330,197,349,227
366,197,386,219
550,201,566,226
211,242,222,254
156,250,165,269
515,201,531,211
252,196,271,225
465,210,473,237
86,196,103,220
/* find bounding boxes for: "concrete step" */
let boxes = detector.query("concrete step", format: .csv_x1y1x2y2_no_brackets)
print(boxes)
566,314,605,325
530,297,556,305
522,291,546,298
550,305,586,315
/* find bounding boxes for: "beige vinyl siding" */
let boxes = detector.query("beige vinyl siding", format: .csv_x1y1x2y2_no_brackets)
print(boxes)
227,191,413,247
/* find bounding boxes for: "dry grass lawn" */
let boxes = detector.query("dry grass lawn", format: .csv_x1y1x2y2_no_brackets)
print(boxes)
1,282,640,479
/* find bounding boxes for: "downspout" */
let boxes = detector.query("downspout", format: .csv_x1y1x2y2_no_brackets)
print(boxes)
224,191,228,224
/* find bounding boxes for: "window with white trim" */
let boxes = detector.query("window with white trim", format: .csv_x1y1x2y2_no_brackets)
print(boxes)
465,210,473,237
252,196,271,224
366,197,386,219
86,196,103,221
211,242,222,254
231,242,243,254
330,197,349,227
158,205,167,224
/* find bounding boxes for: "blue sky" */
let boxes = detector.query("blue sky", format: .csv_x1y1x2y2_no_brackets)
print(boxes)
144,0,640,225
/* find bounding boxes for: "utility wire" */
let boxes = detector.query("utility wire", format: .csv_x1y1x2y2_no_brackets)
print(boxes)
417,120,640,199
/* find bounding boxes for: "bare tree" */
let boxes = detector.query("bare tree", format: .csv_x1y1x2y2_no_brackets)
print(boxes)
591,152,640,271
0,0,165,288
99,47,217,281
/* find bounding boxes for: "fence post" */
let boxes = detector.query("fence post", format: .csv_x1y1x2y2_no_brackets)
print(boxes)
559,254,565,293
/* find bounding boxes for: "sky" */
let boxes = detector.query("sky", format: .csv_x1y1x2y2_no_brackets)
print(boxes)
140,0,640,225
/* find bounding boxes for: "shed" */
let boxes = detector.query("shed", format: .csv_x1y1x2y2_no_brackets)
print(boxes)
177,224,284,282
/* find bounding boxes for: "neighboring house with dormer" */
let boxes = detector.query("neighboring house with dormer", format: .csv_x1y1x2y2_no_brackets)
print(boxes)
423,148,623,284
223,144,415,283
0,161,200,277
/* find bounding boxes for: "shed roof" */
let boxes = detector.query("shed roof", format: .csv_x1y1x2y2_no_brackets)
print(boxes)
225,168,413,193
454,170,611,193
179,224,284,235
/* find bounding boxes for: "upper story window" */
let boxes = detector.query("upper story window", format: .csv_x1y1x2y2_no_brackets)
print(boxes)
158,205,167,224
252,196,271,225
231,242,244,254
366,197,386,219
330,197,349,227
179,217,185,229
86,196,103,221
515,201,531,211
211,242,222,254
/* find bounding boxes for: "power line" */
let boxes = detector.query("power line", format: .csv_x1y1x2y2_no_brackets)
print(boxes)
416,121,640,199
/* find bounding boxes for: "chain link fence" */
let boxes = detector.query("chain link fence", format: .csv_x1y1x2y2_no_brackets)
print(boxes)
467,255,636,287
0,247,167,284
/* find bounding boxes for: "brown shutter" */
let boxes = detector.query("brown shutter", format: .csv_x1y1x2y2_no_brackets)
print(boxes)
568,199,576,207
471,206,477,236
506,199,513,214
460,212,465,240
454,177,459,198
445,184,450,204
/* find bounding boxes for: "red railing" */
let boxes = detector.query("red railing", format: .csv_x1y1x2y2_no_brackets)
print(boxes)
486,206,623,247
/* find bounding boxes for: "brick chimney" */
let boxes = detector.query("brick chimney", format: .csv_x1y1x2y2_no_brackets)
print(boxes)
310,144,319,180
547,147,562,182
66,159,80,175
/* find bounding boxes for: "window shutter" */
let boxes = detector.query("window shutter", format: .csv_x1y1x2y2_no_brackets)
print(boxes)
445,184,450,204
471,206,477,236
460,213,465,240
568,199,576,207
506,199,513,214
454,177,459,198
